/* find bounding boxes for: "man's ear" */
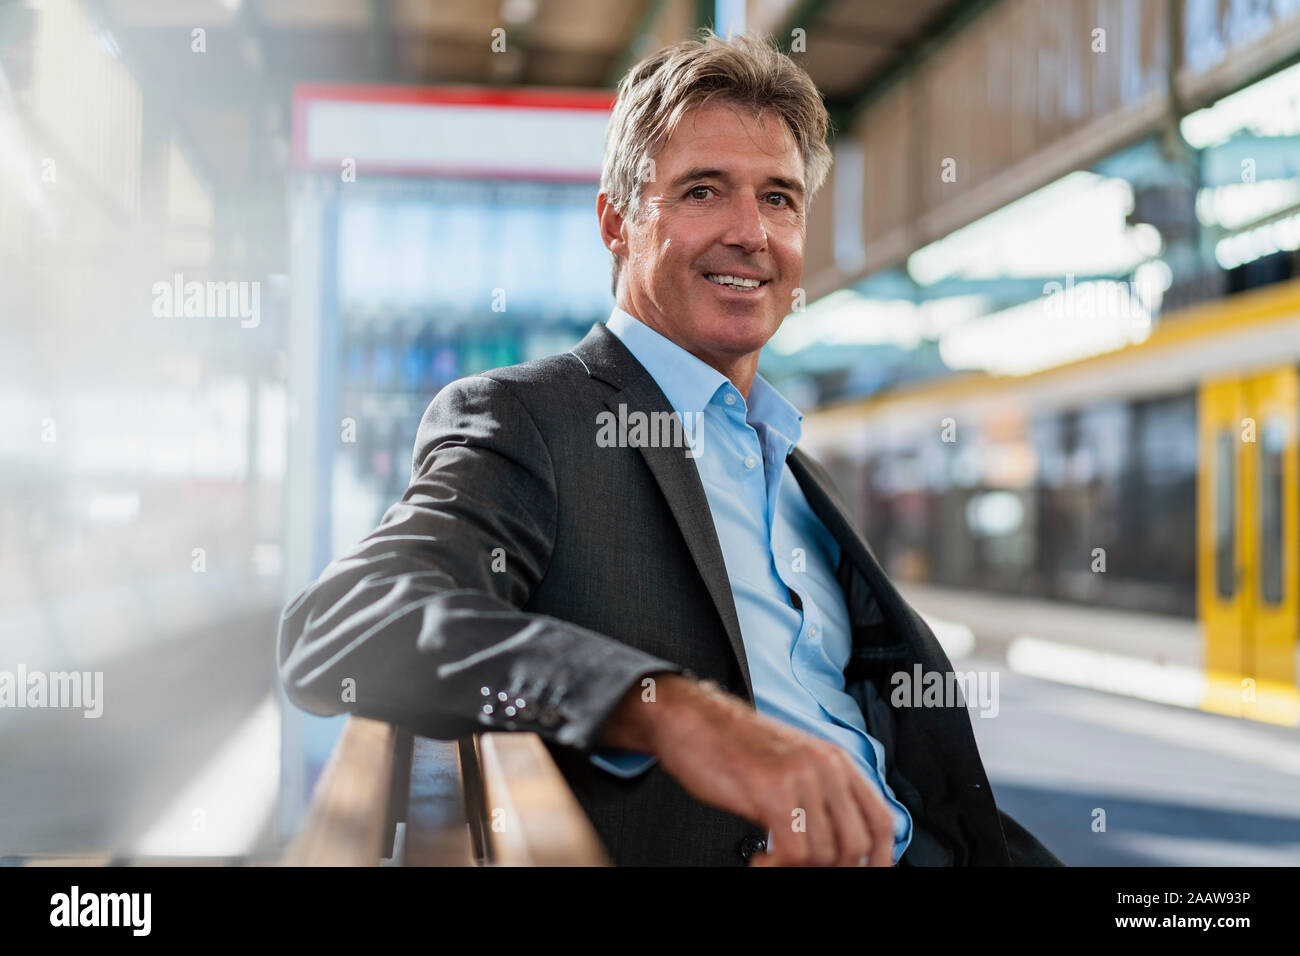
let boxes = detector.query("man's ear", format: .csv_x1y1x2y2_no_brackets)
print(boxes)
596,192,629,261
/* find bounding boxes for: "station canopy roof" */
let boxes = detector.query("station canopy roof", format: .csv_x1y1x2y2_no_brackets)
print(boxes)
97,0,977,195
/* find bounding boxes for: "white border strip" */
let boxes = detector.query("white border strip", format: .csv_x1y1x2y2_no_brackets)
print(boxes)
1006,635,1206,709
303,100,610,178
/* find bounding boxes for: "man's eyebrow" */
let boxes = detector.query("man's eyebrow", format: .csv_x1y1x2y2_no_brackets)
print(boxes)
669,167,806,196
767,175,806,196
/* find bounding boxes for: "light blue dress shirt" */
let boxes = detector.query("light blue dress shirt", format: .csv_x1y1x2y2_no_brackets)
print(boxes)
590,306,912,862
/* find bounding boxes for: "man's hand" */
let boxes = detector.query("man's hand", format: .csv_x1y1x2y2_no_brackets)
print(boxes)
600,672,896,867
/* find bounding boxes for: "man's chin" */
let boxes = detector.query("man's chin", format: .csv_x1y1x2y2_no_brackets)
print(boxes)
693,334,777,362
684,307,774,341
706,320,779,353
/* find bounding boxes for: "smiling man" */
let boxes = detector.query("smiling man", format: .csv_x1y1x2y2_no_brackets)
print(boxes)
602,107,805,378
277,31,1061,867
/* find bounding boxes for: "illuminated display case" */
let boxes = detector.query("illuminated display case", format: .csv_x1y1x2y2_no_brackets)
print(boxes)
279,85,616,837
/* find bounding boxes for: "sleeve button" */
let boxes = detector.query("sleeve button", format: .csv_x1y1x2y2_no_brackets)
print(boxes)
738,834,766,861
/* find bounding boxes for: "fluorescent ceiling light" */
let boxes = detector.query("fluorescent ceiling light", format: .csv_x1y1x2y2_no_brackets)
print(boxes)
1215,210,1300,268
1197,179,1300,229
907,171,1155,285
939,280,1153,376
768,290,987,355
1181,61,1300,148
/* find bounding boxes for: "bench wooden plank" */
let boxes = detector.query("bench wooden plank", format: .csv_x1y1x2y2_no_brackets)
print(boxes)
282,717,408,866
473,733,610,867
285,719,608,866
401,737,475,866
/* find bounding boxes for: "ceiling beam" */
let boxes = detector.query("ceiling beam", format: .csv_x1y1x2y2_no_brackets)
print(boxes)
369,0,397,82
776,0,837,52
821,0,1003,132
604,0,672,87
695,0,714,32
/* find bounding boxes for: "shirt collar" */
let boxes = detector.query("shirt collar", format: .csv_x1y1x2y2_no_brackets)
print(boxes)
604,305,804,450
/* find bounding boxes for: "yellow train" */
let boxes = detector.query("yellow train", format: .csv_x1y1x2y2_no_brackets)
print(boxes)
800,280,1300,725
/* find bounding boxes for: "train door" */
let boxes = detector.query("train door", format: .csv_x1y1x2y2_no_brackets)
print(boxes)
1198,366,1299,725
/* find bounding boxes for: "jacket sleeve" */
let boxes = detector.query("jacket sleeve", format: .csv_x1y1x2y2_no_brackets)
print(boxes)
998,809,1066,866
276,373,683,753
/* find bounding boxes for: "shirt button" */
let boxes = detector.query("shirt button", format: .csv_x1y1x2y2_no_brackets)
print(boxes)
724,393,736,406
744,455,757,469
809,625,818,637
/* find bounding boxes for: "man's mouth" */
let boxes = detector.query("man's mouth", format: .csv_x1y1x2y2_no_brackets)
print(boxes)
703,273,769,291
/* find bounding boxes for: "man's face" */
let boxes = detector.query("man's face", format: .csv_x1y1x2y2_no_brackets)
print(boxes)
603,101,806,368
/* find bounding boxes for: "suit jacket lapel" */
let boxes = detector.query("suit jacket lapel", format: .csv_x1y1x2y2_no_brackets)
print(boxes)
787,446,937,663
571,323,756,703
787,447,887,591
570,322,954,707
789,446,1003,809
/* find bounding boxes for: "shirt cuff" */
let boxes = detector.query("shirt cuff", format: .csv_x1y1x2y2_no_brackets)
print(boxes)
589,749,658,778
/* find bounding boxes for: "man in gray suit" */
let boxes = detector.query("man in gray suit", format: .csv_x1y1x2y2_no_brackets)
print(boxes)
277,31,1061,867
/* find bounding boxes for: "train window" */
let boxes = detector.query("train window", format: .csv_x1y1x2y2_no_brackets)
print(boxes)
1132,393,1198,615
1259,418,1285,605
1139,395,1199,481
1214,430,1236,599
1032,417,1068,489
1079,402,1131,481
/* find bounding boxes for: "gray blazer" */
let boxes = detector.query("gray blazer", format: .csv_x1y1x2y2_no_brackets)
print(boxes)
277,321,1063,866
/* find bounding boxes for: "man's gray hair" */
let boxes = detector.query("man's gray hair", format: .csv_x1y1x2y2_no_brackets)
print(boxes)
599,29,833,296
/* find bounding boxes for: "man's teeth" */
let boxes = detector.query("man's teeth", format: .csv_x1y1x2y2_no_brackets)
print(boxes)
705,274,763,289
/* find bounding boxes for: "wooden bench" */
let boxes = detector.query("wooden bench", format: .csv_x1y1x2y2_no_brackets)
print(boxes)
283,717,610,866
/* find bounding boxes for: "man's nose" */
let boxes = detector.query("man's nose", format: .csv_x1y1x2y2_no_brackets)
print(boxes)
720,192,768,252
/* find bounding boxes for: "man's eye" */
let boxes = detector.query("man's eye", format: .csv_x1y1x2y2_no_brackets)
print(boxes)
766,193,791,207
687,186,711,200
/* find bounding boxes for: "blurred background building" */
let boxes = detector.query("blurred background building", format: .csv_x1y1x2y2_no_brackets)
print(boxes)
1,0,1299,865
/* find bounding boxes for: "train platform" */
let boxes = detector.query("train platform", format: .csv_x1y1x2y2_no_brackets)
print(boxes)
904,583,1300,727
